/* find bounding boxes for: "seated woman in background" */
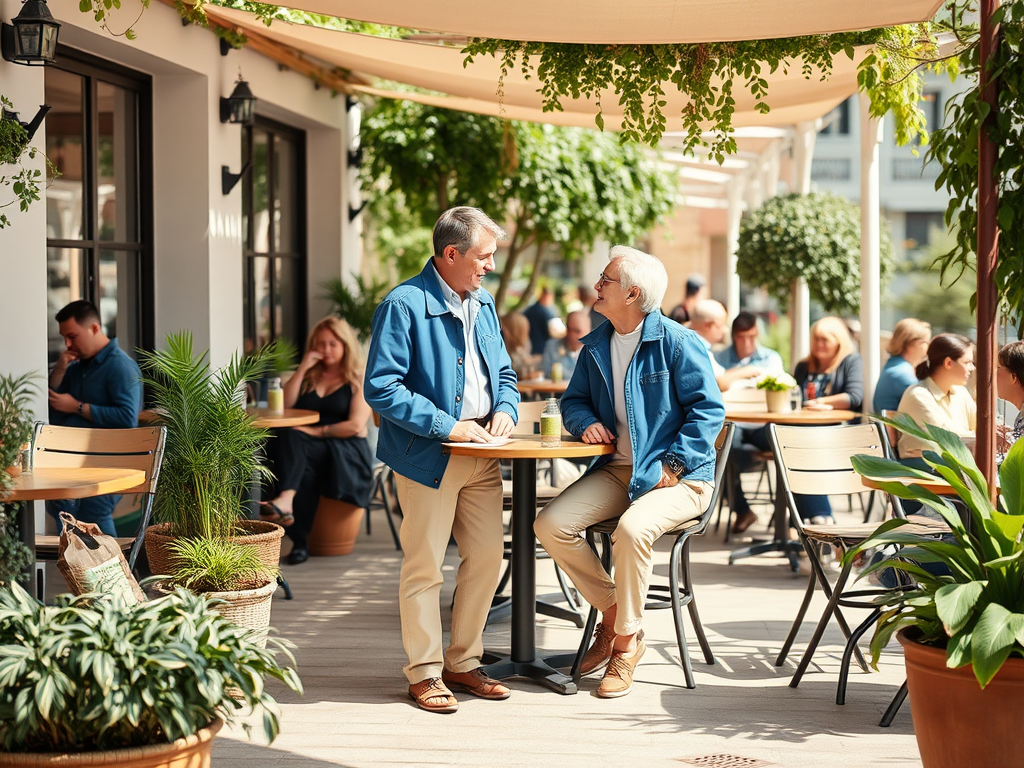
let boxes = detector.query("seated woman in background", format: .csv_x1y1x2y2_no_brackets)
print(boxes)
874,318,931,413
260,316,374,565
896,333,976,469
997,340,1024,466
500,311,536,379
792,316,863,522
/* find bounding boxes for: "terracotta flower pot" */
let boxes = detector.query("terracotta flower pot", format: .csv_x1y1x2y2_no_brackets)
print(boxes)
309,498,364,556
899,629,1024,768
0,719,222,768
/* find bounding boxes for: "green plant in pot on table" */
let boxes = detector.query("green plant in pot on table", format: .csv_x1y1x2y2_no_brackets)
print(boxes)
140,332,283,628
847,412,1024,768
0,581,302,765
756,371,797,413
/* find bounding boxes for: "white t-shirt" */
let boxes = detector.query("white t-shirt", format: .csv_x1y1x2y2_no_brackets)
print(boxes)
610,322,643,465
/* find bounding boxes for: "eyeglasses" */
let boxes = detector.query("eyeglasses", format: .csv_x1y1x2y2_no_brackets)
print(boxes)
596,273,620,288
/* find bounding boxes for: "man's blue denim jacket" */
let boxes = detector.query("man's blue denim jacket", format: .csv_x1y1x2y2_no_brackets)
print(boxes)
561,311,725,500
365,260,520,488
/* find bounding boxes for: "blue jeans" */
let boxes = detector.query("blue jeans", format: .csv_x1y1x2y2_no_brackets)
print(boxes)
46,495,119,537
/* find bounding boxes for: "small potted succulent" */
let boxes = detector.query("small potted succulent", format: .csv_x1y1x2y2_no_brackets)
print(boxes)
756,371,798,413
847,413,1024,768
0,582,302,767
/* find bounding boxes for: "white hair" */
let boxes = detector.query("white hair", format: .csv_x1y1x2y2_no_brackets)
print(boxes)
690,299,727,324
608,245,667,315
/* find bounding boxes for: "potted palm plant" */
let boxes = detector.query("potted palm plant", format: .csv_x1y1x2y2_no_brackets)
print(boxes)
0,582,302,767
140,332,283,632
847,413,1024,768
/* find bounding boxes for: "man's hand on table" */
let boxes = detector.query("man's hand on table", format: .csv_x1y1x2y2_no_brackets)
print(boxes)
581,423,615,444
447,420,496,443
487,412,514,438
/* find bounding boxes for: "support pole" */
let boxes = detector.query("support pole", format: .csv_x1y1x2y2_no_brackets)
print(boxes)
977,0,1001,498
789,120,820,364
859,93,884,418
725,177,746,320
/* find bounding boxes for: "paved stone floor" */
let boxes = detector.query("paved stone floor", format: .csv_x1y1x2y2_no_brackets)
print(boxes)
210,492,921,767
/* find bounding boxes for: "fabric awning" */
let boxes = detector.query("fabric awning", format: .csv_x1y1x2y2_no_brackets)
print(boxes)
219,0,944,44
206,6,864,131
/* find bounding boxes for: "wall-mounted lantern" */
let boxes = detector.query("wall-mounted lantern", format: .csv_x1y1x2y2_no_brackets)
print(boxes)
1,0,61,66
220,76,256,126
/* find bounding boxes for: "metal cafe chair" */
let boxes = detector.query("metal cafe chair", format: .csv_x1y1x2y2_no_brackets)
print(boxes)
568,422,734,689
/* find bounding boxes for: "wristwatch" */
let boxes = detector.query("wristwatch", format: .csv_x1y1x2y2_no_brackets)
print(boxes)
663,453,685,477
77,402,85,415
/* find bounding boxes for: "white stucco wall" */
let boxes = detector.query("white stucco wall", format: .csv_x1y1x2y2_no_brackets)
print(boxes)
0,0,354,375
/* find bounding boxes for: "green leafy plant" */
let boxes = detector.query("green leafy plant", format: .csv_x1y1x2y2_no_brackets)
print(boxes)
0,373,38,585
846,412,1024,688
322,275,394,343
79,0,151,40
264,337,298,375
0,582,302,753
736,192,896,315
0,98,50,231
139,332,272,541
169,537,277,593
756,372,798,392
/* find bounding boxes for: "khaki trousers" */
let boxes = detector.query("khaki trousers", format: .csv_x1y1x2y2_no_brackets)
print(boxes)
534,463,713,636
394,455,504,684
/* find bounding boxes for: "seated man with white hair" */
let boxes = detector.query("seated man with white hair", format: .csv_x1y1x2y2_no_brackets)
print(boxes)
690,299,765,392
534,245,725,698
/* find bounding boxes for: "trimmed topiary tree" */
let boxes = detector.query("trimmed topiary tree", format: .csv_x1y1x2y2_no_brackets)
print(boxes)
735,191,895,315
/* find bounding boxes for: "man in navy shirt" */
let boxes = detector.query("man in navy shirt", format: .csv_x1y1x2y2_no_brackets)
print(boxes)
48,300,143,535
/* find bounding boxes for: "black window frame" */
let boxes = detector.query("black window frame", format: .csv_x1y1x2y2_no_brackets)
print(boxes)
45,46,154,358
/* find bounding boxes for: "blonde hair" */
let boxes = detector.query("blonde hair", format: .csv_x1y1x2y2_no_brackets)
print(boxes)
301,316,364,394
803,316,854,374
886,318,931,357
500,312,531,354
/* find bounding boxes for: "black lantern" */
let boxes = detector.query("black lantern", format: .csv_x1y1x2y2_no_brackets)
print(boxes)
220,77,256,125
1,0,61,66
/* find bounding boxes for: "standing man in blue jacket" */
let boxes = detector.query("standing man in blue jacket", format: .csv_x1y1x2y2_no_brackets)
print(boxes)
365,207,521,714
534,246,725,698
47,300,143,536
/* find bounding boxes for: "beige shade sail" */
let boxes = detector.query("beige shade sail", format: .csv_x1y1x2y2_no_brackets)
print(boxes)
206,6,864,131
219,0,944,44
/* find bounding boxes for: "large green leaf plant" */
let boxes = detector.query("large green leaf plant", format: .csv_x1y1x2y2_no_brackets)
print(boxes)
847,412,1024,688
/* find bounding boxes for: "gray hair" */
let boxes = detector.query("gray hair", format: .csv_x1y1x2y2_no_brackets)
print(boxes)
608,245,667,315
432,206,507,257
690,299,727,325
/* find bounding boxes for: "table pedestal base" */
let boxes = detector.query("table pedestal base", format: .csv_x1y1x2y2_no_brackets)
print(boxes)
482,654,577,695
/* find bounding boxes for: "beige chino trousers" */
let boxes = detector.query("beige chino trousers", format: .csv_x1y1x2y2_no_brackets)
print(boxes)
394,455,504,684
535,463,713,636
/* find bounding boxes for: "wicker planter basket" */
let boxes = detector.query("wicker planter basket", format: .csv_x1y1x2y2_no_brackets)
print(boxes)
0,719,222,768
205,579,278,643
145,519,283,578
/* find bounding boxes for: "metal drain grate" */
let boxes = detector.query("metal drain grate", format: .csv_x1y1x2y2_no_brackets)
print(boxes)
675,755,773,768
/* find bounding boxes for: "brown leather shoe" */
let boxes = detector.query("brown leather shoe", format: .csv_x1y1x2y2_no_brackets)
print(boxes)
579,622,616,676
408,677,459,713
441,667,511,700
731,509,758,534
597,640,647,698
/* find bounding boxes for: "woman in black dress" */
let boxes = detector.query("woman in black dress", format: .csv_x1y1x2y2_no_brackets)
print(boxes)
260,316,374,564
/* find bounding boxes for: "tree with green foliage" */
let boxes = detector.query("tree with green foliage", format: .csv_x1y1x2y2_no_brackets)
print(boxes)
361,99,677,308
893,228,977,336
736,192,895,316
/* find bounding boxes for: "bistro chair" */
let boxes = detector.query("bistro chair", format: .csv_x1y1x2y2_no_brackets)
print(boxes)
768,421,948,705
569,422,734,689
32,424,167,599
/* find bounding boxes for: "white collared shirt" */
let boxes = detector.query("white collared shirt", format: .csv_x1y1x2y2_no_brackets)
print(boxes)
896,377,977,459
432,263,492,420
610,321,644,465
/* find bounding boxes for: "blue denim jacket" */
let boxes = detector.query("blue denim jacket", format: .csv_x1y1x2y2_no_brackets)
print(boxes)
365,260,520,488
561,312,725,499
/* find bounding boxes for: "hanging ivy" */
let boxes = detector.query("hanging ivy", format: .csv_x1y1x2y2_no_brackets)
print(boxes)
463,23,957,157
927,0,1024,333
0,98,49,231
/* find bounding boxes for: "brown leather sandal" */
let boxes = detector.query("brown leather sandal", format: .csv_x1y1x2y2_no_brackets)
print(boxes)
408,677,459,713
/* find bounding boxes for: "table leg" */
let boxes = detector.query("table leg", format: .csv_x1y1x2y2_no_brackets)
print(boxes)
481,457,577,694
17,500,35,588
728,478,800,570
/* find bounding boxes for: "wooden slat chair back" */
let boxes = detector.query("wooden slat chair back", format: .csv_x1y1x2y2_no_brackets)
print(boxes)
768,421,946,707
32,424,167,576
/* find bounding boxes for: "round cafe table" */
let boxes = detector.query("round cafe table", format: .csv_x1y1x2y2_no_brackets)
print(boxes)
516,379,570,398
725,407,858,568
245,407,320,428
446,437,613,694
3,467,148,583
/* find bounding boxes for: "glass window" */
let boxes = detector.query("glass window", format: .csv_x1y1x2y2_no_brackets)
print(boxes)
819,98,851,137
45,51,151,366
242,118,305,355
